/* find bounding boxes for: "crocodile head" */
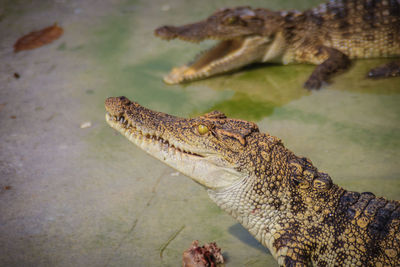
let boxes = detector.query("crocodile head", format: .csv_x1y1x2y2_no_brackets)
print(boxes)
105,96,264,189
105,97,350,264
155,7,284,84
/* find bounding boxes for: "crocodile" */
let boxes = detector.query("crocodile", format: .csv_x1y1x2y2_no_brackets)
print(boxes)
105,96,400,266
155,0,400,89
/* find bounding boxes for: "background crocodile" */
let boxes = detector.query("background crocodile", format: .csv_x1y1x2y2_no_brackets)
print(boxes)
155,0,400,89
105,96,400,266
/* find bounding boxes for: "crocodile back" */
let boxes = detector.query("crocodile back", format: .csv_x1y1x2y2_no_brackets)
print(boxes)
288,0,400,61
333,191,400,265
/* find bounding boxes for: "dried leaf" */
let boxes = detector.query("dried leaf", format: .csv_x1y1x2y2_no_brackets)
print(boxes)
14,23,63,52
182,241,224,267
0,103,6,112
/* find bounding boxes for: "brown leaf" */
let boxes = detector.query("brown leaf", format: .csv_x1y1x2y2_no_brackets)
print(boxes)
0,103,6,112
182,241,224,267
14,23,63,52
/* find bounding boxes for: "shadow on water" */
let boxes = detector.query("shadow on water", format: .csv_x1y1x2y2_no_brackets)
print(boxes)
228,223,270,254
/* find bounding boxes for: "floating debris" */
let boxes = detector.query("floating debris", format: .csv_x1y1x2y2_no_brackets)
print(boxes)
170,172,179,176
14,23,64,52
13,72,20,79
182,240,224,267
80,121,92,129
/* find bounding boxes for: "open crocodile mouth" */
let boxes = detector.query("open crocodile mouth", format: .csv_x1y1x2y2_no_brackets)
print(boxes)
105,112,203,159
156,35,270,84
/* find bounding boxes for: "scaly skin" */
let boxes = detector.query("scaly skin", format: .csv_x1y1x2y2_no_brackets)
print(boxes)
155,0,400,89
105,96,400,266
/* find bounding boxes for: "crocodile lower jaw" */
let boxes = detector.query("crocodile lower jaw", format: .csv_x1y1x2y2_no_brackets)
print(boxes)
164,36,270,84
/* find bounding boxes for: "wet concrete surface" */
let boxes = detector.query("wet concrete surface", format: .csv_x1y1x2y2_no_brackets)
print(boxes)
0,0,399,266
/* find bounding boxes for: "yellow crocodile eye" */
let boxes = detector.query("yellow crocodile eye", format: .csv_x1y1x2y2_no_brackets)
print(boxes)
198,124,209,135
227,16,237,24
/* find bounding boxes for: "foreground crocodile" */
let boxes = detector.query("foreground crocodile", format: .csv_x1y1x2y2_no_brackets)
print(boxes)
105,96,399,266
155,0,400,89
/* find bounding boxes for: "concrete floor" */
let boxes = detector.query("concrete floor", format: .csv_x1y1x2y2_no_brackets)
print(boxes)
0,0,399,266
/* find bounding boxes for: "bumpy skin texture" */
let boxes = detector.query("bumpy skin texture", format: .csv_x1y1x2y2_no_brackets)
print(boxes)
155,0,400,89
105,97,400,266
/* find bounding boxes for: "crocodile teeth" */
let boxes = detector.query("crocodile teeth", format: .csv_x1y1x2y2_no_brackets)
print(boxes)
164,36,270,84
106,113,203,158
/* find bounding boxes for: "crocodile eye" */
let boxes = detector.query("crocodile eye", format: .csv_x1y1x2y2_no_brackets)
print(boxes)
198,124,209,135
224,16,238,25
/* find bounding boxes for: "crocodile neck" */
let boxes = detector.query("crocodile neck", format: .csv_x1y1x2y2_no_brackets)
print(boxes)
207,138,344,265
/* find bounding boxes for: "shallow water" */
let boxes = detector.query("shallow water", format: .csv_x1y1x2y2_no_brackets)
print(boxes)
0,0,399,266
